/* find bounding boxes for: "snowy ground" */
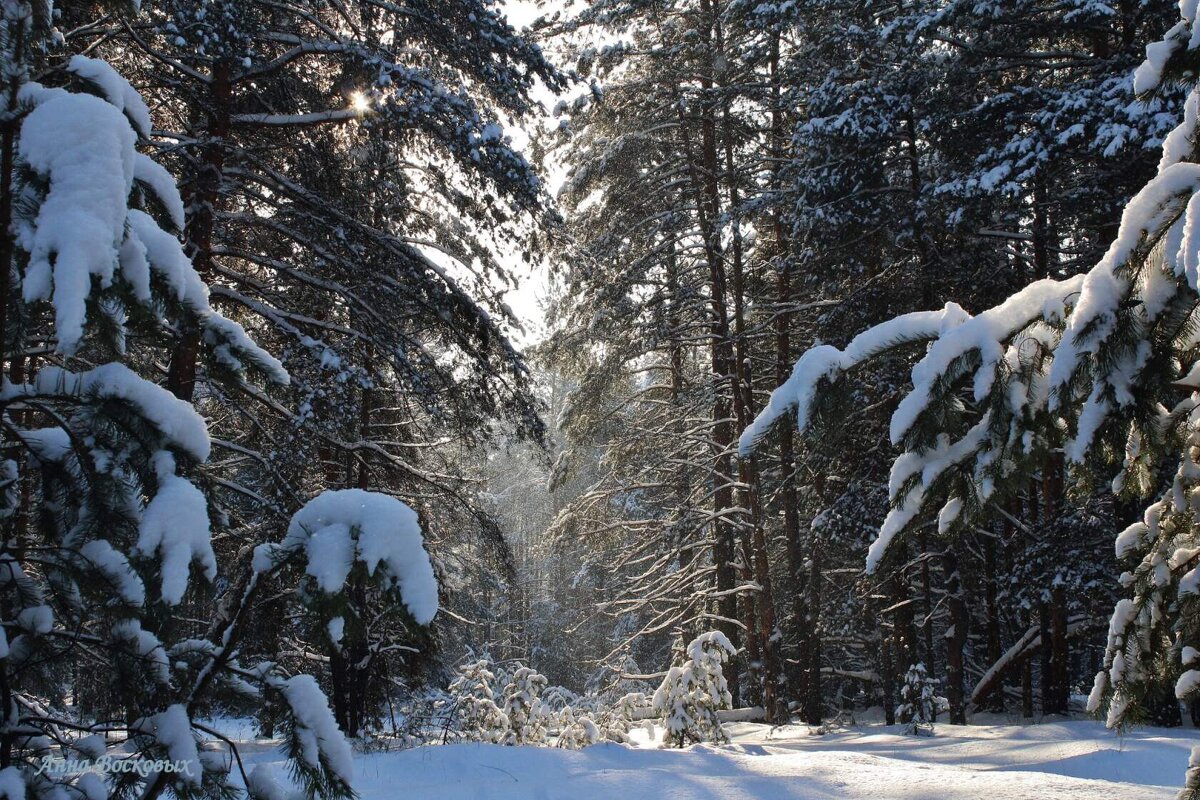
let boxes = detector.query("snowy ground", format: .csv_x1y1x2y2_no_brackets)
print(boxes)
225,716,1200,799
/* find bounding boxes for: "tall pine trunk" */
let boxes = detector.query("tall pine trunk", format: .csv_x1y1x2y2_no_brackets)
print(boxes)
768,31,807,721
675,0,741,702
943,546,968,724
168,61,233,401
723,103,781,720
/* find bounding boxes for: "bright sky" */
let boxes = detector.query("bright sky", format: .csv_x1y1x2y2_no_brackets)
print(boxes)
495,0,568,347
404,1,568,349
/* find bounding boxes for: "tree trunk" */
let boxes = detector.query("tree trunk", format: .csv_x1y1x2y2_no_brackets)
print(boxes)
666,246,697,633
1032,173,1051,279
918,528,935,675
330,574,372,736
167,60,233,401
982,533,1004,712
1036,600,1053,712
678,0,740,702
892,552,917,676
0,67,17,373
903,109,935,309
943,547,967,724
803,541,822,725
1022,658,1034,717
767,30,804,720
882,632,896,725
1045,584,1070,715
723,100,781,720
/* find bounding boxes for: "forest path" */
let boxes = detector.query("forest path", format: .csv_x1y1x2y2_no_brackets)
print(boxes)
230,717,1198,799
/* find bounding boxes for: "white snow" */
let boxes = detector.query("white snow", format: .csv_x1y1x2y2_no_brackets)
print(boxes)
279,674,354,785
301,522,355,593
67,55,152,139
1051,163,1200,403
653,631,736,745
1117,521,1149,559
740,302,971,455
19,427,71,464
5,364,212,461
259,489,438,625
124,209,207,307
132,154,186,230
0,767,23,800
80,539,146,606
111,619,169,683
16,605,51,634
1177,669,1200,699
893,277,1084,446
225,718,1200,800
135,452,216,606
867,417,990,574
326,617,344,646
246,765,287,800
16,90,135,354
141,705,201,786
74,772,105,800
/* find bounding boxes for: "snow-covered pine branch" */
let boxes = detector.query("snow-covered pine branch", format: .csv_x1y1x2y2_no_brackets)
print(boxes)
741,5,1200,789
18,59,286,384
0,13,356,799
253,488,439,626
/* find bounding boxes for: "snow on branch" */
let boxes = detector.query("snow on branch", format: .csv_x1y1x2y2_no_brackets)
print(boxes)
254,489,439,625
14,73,287,385
892,275,1085,446
3,363,212,461
738,302,972,456
67,55,153,139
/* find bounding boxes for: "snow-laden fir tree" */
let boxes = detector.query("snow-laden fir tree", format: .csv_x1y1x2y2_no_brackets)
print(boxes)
652,631,735,747
554,706,601,750
0,5,444,800
447,659,510,743
501,666,549,745
740,4,1200,793
596,691,651,744
251,489,440,737
898,663,937,736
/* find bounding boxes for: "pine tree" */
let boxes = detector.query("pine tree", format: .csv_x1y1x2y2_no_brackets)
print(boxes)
252,489,439,737
554,706,601,749
898,663,937,736
652,631,735,747
743,5,1200,792
448,659,510,743
501,665,549,745
0,6,447,798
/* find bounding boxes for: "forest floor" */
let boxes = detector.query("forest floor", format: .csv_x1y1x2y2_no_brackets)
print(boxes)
224,714,1200,799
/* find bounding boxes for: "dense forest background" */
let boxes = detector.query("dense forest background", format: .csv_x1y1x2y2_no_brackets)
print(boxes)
491,0,1192,730
7,5,1200,795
